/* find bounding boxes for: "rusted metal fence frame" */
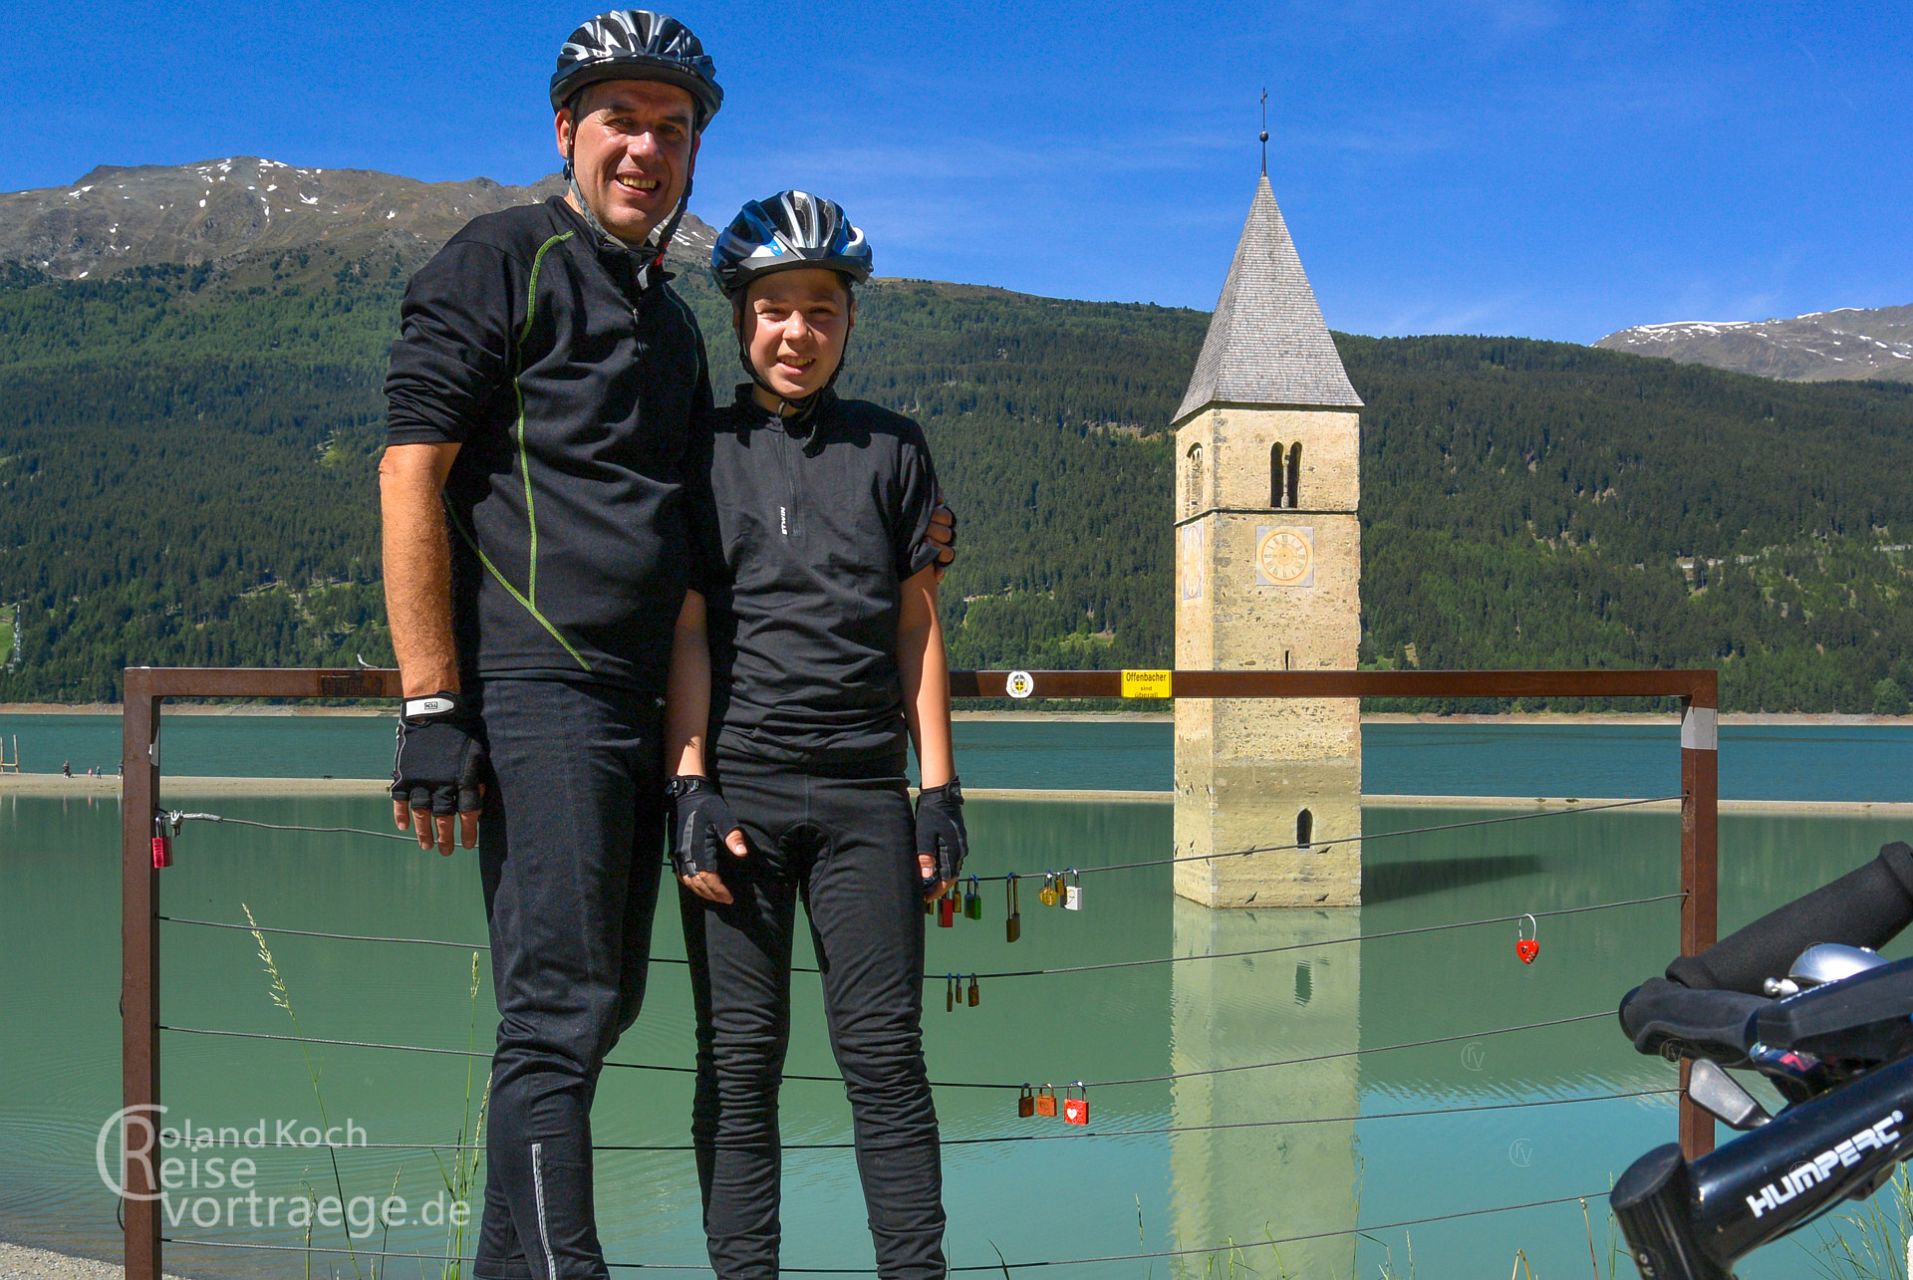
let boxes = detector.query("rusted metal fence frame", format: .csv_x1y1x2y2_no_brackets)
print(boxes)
120,664,1718,1280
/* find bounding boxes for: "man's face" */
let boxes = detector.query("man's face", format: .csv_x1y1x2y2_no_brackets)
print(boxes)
737,268,854,404
555,79,699,244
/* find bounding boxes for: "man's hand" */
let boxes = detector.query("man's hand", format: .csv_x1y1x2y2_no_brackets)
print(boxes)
916,778,966,900
925,493,957,579
670,776,749,905
390,691,487,855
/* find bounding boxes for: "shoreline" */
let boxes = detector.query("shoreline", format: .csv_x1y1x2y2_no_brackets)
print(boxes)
7,702,1913,728
0,1240,194,1280
4,773,1908,814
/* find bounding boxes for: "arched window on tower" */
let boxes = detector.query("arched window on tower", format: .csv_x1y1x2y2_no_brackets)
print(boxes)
1270,443,1285,507
1185,443,1205,515
1287,443,1303,509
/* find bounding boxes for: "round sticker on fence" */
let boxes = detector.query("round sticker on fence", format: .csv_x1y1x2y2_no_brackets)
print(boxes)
1006,670,1035,699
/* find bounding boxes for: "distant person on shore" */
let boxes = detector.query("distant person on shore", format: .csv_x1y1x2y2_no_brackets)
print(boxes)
378,12,952,1276
62,760,70,778
663,193,961,1277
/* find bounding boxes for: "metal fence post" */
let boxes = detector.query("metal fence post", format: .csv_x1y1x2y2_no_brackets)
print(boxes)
120,669,162,1280
1678,676,1721,1160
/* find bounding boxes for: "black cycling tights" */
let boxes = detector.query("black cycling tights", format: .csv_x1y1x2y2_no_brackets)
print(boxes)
680,750,947,1279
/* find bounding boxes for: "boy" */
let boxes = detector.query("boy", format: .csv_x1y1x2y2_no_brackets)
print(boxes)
663,191,963,1279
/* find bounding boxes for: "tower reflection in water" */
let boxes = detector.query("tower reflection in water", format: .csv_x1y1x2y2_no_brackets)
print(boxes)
1171,899,1361,1276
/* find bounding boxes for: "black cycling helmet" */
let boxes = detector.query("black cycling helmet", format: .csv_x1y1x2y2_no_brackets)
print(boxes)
550,10,723,129
711,190,873,298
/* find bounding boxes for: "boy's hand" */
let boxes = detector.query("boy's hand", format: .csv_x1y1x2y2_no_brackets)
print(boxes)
669,776,748,905
918,854,952,902
915,779,966,897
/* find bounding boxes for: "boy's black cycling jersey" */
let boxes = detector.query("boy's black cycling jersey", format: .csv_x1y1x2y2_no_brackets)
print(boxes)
384,196,710,695
688,388,943,764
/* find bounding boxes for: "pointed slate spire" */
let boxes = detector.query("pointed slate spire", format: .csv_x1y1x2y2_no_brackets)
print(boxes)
1175,176,1361,424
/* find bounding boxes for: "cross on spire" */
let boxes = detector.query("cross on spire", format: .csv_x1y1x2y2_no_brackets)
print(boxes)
1259,88,1270,176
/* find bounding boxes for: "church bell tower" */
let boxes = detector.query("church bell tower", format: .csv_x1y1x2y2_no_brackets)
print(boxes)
1172,172,1364,909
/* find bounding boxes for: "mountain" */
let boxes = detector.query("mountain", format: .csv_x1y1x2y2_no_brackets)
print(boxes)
0,156,715,283
1595,304,1913,383
6,159,1913,714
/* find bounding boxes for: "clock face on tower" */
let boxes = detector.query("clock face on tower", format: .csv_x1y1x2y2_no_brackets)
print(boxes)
1255,525,1315,587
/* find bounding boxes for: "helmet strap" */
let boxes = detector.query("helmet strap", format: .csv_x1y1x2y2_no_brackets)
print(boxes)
734,308,854,430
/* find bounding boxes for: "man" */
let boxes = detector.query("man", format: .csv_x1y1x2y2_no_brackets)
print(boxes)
380,13,952,1277
381,13,722,1278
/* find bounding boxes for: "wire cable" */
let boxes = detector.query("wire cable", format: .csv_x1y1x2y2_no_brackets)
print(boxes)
159,1008,1616,1091
161,888,1683,982
159,1087,1678,1154
163,792,1681,883
161,1190,1612,1272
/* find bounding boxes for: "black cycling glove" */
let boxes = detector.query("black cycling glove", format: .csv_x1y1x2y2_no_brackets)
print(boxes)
668,775,742,880
915,779,967,887
390,690,487,817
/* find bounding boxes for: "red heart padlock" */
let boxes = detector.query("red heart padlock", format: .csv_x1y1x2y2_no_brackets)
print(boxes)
1515,913,1539,965
1063,1083,1089,1125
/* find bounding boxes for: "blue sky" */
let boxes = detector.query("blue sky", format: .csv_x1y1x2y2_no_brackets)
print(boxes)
2,1,1906,342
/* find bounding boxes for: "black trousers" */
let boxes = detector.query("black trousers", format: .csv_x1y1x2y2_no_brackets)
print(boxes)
472,678,665,1280
681,750,946,1279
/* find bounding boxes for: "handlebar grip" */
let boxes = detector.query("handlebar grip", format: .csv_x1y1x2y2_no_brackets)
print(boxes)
1667,841,1913,994
1619,978,1767,1064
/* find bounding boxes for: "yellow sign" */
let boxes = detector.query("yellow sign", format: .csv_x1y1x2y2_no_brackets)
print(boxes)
1121,669,1172,699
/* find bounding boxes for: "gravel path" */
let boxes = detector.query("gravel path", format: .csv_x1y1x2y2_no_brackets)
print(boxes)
0,1242,194,1279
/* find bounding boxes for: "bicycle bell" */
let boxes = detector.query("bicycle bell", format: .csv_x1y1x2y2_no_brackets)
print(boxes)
1762,943,1888,997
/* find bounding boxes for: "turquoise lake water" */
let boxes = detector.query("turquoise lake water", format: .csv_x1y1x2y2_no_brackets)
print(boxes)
4,718,1912,1278
7,713,1913,801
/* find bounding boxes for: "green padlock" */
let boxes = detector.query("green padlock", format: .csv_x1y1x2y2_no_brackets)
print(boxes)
966,874,983,920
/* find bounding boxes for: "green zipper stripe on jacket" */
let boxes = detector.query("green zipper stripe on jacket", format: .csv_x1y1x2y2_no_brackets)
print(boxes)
444,503,593,673
514,230,573,607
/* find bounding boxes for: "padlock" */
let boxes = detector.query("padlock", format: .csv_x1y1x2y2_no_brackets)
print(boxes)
945,973,956,1012
967,974,980,1007
1063,1083,1089,1126
1038,871,1058,908
966,874,984,920
938,890,956,928
1035,1084,1058,1118
1006,873,1021,944
1017,1085,1035,1118
925,892,934,917
1064,867,1081,911
150,813,172,870
1516,913,1540,965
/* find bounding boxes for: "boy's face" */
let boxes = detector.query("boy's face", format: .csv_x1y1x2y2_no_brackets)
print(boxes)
737,268,854,404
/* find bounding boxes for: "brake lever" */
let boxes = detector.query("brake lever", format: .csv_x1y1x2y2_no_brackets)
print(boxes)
1688,1059,1772,1131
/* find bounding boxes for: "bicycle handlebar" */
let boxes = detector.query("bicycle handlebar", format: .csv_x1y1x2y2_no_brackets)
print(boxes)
1614,841,1913,1279
1667,841,1913,995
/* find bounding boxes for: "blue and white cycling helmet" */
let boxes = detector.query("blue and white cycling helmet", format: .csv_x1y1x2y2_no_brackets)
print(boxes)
550,10,722,129
711,191,873,298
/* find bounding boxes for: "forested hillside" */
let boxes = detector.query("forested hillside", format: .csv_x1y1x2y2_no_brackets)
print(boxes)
4,242,1913,710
